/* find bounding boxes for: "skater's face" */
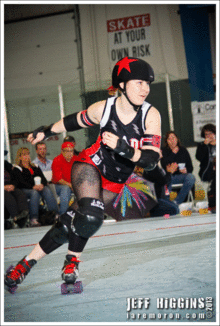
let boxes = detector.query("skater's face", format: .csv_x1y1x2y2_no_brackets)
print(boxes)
122,79,150,106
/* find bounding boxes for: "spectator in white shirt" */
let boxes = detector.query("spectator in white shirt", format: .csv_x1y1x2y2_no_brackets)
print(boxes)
32,142,52,172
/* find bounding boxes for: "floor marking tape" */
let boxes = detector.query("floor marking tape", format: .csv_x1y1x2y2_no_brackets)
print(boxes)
4,221,215,250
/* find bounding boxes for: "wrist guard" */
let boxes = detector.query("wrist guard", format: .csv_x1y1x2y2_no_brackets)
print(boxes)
32,124,56,140
114,138,135,159
137,149,160,170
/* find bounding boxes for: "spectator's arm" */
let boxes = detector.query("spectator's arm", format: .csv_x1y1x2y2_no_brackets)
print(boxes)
36,166,48,186
57,178,72,189
195,143,208,162
13,167,33,189
184,148,194,173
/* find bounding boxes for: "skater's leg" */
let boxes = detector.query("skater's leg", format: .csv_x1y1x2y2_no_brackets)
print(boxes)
60,162,104,283
102,189,117,206
66,189,117,257
26,243,47,261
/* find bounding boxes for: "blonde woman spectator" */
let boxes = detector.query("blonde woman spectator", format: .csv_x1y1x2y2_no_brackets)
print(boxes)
13,147,58,227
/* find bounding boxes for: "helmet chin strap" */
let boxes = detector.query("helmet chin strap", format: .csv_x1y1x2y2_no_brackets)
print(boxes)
119,82,141,112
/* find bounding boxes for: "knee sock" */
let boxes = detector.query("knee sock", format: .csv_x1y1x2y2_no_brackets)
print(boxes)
68,232,88,253
39,230,63,254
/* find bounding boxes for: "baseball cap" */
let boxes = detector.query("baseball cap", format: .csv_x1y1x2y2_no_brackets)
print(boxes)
61,141,75,149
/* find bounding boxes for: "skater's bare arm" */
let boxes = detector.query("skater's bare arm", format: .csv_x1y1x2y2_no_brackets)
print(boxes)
27,101,106,145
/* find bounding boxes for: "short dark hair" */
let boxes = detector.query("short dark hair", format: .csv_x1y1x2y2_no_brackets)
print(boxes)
200,124,216,138
35,142,46,150
63,135,76,143
164,131,181,148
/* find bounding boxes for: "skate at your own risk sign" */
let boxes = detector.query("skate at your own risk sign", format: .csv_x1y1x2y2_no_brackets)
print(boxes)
107,14,152,65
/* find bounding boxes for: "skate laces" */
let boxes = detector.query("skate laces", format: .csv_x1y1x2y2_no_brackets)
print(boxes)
9,260,30,281
64,257,81,275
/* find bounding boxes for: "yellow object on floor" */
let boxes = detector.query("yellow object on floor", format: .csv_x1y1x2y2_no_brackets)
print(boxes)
199,208,209,215
180,210,192,216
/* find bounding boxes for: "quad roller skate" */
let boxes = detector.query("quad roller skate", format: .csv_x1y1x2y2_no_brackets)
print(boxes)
61,255,83,295
4,256,37,294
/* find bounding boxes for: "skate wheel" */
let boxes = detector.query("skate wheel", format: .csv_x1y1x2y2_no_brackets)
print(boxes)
5,265,17,294
8,285,18,294
61,281,83,295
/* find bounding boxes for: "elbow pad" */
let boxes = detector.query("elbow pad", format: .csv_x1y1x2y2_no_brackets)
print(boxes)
63,112,82,132
137,149,160,170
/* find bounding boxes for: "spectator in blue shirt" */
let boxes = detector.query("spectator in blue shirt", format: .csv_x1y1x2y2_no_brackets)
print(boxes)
32,142,52,172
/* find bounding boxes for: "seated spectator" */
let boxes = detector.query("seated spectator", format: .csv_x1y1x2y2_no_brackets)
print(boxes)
63,135,80,155
51,141,76,215
161,131,195,205
4,152,29,229
207,157,216,213
32,142,52,172
136,164,179,217
13,147,59,227
196,124,216,182
196,124,216,212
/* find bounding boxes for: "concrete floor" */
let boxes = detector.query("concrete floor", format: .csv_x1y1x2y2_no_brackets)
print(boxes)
3,212,217,324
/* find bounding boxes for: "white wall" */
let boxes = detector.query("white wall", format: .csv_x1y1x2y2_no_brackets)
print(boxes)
4,12,87,161
5,12,79,98
79,4,188,92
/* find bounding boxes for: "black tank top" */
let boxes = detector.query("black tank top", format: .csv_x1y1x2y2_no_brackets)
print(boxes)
90,96,152,183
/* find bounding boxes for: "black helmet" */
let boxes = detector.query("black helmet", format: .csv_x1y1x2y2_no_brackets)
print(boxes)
112,57,154,88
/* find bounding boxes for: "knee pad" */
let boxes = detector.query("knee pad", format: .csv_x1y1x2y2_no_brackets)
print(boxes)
72,197,104,238
48,216,70,245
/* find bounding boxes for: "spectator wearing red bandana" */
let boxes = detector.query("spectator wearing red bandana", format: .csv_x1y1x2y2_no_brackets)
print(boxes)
51,141,76,215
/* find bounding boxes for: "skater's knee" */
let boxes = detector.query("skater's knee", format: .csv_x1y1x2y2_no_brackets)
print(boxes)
39,217,68,254
73,197,104,238
42,217,69,248
51,218,70,244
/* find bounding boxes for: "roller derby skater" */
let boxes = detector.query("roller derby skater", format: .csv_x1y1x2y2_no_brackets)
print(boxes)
5,57,161,294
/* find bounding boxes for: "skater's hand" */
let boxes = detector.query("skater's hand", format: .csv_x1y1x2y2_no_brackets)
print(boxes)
27,132,45,145
33,184,44,191
179,167,187,174
102,132,119,150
